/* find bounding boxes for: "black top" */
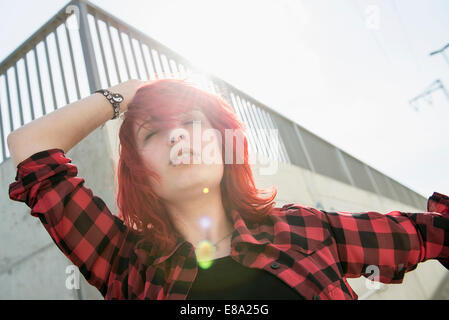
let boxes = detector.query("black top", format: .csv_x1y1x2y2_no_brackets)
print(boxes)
186,255,304,300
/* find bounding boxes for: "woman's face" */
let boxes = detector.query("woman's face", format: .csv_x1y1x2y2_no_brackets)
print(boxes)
134,109,224,203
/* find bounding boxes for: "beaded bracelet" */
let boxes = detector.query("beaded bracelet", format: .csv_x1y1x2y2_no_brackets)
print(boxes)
94,89,124,120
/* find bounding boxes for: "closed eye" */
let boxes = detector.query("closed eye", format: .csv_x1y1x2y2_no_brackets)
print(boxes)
144,132,156,140
181,119,201,128
144,120,199,141
184,119,200,126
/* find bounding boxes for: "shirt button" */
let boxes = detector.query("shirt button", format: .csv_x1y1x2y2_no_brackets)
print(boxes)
270,262,280,269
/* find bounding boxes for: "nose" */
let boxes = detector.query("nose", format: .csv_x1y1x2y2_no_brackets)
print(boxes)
169,132,186,146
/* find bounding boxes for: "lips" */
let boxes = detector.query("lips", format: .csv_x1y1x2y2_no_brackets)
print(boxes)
169,148,200,167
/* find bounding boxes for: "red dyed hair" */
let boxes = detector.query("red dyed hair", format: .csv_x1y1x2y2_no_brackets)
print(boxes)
116,78,277,254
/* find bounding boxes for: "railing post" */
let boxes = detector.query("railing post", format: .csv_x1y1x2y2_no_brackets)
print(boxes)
72,0,101,93
213,79,234,109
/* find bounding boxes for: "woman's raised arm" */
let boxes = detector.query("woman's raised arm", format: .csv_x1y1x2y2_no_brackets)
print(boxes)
7,79,143,168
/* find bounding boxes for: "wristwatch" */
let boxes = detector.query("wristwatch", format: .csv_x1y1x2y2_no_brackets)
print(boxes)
95,89,124,120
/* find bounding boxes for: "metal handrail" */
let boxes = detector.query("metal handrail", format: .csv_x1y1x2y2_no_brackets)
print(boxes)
0,0,428,209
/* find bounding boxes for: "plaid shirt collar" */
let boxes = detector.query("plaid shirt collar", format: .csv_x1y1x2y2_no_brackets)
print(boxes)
133,207,271,267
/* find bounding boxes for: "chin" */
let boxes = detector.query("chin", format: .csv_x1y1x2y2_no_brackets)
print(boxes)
172,166,223,191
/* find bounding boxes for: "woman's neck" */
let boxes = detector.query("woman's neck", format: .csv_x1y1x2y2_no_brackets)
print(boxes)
164,190,234,251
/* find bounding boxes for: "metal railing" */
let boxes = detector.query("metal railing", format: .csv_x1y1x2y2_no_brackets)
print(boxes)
0,0,427,210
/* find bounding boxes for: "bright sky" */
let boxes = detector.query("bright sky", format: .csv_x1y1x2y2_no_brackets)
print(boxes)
1,0,448,199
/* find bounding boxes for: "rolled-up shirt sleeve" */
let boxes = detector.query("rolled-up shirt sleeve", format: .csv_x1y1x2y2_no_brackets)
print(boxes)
8,148,139,296
411,192,449,269
314,192,449,284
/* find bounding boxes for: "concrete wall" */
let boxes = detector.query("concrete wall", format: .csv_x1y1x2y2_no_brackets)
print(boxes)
1,121,448,299
1,126,111,300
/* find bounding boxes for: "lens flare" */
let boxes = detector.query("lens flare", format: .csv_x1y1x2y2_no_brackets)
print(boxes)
195,239,216,269
199,216,212,229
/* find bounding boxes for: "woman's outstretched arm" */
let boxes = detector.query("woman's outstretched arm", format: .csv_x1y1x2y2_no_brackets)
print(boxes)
7,79,143,168
312,192,449,283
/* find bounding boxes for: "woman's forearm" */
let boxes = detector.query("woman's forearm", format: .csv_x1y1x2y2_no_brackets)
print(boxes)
7,79,143,167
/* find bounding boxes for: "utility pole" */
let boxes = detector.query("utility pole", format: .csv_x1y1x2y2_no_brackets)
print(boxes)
410,43,449,111
430,43,449,67
409,79,449,111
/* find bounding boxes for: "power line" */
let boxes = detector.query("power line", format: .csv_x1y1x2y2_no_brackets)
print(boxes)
391,0,424,78
349,0,393,66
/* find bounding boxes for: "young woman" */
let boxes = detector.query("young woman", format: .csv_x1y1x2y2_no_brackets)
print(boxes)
8,78,449,300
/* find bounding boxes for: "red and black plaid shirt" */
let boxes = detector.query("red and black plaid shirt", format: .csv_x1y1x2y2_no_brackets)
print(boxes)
8,148,449,300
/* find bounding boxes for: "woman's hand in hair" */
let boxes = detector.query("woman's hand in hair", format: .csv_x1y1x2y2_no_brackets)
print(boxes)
107,79,146,113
